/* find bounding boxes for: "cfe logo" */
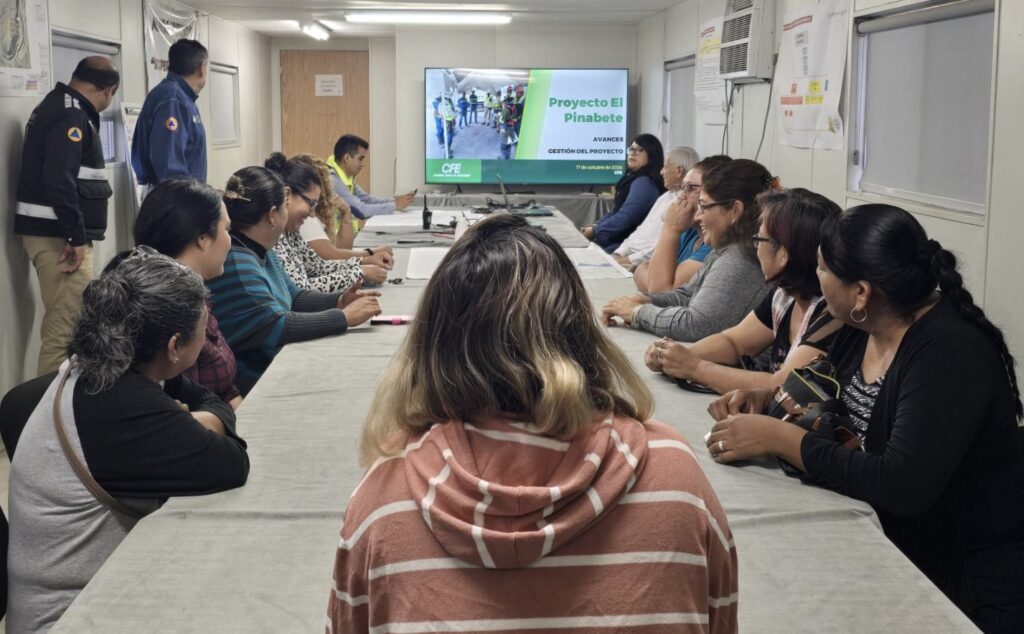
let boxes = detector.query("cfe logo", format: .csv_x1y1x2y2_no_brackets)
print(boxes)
67,127,83,142
441,163,462,175
165,116,179,131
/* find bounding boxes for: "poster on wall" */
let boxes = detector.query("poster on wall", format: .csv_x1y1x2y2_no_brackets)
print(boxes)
143,0,199,92
0,0,51,96
776,0,849,150
694,18,726,126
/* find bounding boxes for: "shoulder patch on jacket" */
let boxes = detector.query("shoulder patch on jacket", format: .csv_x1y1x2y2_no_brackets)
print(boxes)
67,127,83,142
165,116,179,131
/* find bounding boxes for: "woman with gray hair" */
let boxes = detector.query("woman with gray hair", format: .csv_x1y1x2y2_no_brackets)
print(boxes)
7,248,250,633
612,146,699,269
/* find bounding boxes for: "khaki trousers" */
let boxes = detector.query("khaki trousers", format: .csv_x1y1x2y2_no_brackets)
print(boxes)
22,236,94,375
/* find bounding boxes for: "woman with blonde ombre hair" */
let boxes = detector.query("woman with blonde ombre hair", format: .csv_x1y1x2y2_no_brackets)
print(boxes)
328,214,738,633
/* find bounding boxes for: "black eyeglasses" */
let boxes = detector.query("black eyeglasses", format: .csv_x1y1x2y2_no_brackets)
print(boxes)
627,145,646,154
297,192,320,211
697,200,734,213
682,183,701,193
751,234,780,247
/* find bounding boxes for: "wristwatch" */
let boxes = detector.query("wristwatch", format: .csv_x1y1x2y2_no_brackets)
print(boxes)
364,248,374,256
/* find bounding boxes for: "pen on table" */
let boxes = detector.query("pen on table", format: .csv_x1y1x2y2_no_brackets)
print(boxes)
373,228,454,235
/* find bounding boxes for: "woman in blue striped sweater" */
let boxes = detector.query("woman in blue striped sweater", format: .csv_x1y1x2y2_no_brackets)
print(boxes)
207,165,382,395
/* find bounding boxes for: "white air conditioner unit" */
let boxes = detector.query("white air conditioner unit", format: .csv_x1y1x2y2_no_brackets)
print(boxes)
719,0,775,83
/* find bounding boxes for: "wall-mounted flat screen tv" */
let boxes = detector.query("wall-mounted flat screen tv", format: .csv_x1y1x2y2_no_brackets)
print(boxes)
424,67,628,185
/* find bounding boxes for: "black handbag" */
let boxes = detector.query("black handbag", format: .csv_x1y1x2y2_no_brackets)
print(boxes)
768,355,863,476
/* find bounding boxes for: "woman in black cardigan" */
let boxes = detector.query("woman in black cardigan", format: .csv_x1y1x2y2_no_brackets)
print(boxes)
704,204,1024,632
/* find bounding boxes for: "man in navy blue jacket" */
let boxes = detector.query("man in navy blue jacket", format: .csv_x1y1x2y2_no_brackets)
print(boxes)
132,39,208,190
14,57,119,375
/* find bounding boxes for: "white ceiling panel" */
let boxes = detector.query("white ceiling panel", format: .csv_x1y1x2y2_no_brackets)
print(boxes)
188,0,680,37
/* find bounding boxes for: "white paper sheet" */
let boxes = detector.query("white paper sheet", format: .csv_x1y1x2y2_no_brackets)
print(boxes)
364,209,470,228
406,247,451,279
694,18,726,126
314,74,343,97
0,0,51,97
776,0,849,150
565,243,632,279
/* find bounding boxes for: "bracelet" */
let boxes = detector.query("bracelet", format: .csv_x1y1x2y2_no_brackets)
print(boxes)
630,304,644,325
364,248,374,256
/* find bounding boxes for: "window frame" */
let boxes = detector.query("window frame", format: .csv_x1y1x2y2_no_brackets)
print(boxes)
846,0,997,221
208,62,241,148
663,55,698,151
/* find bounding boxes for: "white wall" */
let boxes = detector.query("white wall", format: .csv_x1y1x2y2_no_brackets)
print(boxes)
0,0,270,394
268,36,397,196
368,38,397,197
392,24,639,191
269,25,638,200
637,15,666,140
984,0,1024,357
638,0,1023,360
648,0,848,204
203,16,274,189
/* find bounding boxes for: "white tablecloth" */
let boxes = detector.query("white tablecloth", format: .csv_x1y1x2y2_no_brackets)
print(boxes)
53,211,977,633
422,192,612,227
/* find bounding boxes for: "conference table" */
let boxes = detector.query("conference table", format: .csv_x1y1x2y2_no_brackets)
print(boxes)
421,192,613,228
52,210,977,632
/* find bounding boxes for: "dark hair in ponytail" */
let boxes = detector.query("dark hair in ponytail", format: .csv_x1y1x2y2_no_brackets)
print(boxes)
700,158,774,259
134,179,222,257
759,187,841,300
265,151,320,195
69,248,208,394
929,241,1022,419
222,166,285,230
821,204,1021,419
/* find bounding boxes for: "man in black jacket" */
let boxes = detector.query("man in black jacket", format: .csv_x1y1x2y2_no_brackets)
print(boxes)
14,56,119,375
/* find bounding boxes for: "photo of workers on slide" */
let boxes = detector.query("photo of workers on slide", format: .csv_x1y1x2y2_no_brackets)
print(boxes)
426,68,528,161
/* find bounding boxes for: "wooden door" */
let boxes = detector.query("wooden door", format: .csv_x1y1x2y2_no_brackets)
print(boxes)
281,50,371,190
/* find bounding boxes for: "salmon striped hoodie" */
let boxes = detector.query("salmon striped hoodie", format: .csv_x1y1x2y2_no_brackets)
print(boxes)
327,415,738,633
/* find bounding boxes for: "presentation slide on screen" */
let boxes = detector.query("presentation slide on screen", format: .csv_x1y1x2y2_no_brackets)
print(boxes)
424,68,628,185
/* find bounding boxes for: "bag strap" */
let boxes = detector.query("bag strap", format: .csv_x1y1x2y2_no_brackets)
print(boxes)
802,310,844,346
53,370,145,520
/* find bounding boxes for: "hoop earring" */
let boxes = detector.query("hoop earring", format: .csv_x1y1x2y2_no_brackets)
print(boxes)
850,307,868,324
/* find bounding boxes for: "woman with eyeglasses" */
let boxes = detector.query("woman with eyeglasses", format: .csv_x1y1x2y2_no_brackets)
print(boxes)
266,153,389,290
601,159,773,343
610,146,699,269
207,163,383,395
634,155,732,293
645,188,842,394
291,153,395,271
7,250,249,632
580,133,666,253
705,205,1024,631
